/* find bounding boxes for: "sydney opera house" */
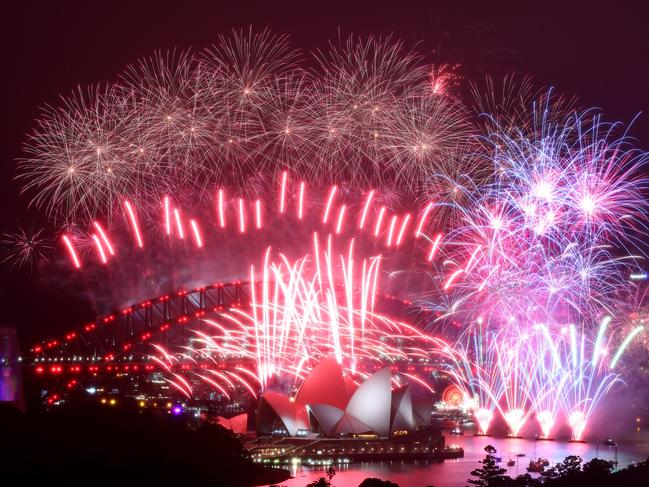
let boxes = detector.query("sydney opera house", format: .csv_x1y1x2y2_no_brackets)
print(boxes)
219,357,432,438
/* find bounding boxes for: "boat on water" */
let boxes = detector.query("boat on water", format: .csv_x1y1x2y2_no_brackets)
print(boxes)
450,426,464,436
516,453,526,457
604,438,616,446
507,459,516,467
527,459,545,473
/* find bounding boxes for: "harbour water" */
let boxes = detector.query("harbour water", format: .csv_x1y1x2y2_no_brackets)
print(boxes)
275,433,649,487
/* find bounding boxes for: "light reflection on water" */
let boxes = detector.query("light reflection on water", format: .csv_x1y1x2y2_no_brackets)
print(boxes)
272,433,649,487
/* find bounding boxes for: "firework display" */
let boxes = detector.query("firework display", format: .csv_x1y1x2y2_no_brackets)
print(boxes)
151,237,450,400
12,30,649,441
17,29,471,223
445,318,643,439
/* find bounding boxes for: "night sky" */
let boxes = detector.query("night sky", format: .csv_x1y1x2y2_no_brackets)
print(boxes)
2,0,649,346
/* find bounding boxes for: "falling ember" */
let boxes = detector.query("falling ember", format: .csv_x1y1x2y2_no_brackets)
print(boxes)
335,205,347,234
415,202,433,237
217,189,226,228
358,190,375,229
386,215,398,247
93,221,114,255
123,200,143,248
189,219,203,248
238,198,245,233
173,208,184,239
164,197,171,235
91,234,108,264
427,233,442,261
61,235,81,268
374,206,387,237
298,181,306,220
323,185,337,224
396,214,411,246
255,200,262,229
279,170,288,213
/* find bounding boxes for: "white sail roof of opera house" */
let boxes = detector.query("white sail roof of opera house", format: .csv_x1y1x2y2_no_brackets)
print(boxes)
256,356,430,437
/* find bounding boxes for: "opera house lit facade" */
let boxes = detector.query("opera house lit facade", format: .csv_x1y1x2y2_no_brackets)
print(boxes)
254,356,431,437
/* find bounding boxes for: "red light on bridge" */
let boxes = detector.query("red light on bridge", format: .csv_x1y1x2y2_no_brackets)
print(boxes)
50,365,63,374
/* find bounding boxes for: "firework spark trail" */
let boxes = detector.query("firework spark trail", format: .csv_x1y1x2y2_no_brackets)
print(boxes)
298,181,306,220
93,221,115,256
217,189,226,228
91,234,108,264
123,200,144,248
189,219,203,248
61,235,81,268
164,197,172,235
152,235,450,395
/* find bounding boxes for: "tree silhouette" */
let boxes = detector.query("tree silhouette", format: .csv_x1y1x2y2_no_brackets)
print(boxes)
542,455,583,481
306,477,331,487
468,445,508,486
582,458,615,478
359,478,399,487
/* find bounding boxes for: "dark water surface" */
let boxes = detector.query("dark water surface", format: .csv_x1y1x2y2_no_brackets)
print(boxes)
271,433,649,487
